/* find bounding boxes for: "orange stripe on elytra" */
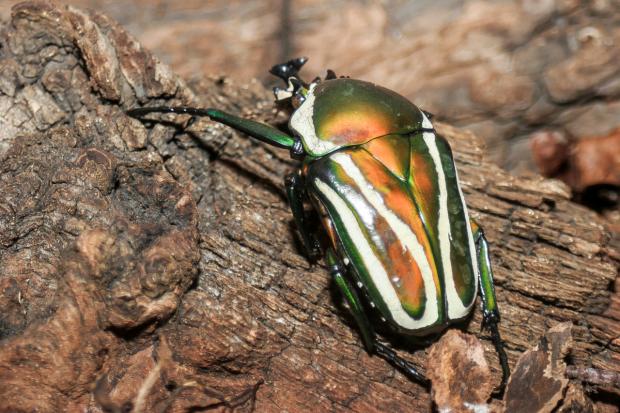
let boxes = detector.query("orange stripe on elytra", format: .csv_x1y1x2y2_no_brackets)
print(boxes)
364,138,406,179
410,154,435,202
351,151,442,305
384,189,441,291
358,158,395,192
409,153,439,229
386,241,424,313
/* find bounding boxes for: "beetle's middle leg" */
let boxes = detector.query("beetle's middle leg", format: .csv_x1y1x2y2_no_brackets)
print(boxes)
285,170,321,261
326,249,429,385
471,220,510,394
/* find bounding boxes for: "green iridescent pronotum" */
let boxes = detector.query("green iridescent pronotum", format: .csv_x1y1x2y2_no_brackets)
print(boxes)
127,57,510,393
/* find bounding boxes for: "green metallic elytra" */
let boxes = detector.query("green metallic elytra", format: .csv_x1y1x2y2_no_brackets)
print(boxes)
304,130,481,334
126,57,510,394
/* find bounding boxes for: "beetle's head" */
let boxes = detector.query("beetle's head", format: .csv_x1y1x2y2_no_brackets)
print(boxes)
270,58,428,159
271,57,317,109
270,57,307,83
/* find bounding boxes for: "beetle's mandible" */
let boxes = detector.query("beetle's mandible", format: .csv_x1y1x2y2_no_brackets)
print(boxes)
127,57,510,393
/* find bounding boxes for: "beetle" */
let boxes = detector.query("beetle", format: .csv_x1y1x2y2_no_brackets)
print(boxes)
127,57,510,392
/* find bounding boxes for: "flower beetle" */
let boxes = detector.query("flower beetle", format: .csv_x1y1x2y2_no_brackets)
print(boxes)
127,57,510,392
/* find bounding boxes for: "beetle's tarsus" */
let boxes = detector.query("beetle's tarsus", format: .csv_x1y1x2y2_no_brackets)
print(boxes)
374,341,429,386
489,323,510,397
481,308,509,396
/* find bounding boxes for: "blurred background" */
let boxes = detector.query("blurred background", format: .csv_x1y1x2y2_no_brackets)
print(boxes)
1,0,617,225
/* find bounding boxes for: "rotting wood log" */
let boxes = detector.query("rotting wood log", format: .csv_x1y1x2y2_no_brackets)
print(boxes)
0,2,617,412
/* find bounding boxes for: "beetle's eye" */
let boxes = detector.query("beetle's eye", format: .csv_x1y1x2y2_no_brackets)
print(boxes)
292,93,305,109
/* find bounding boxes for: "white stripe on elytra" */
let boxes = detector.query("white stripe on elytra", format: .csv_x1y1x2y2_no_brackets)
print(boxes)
329,153,439,330
422,127,476,319
289,83,336,156
454,166,479,310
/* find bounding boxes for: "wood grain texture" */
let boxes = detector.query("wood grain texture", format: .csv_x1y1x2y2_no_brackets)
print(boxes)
0,2,617,412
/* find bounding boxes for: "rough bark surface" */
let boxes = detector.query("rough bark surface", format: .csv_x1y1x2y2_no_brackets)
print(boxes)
0,2,618,412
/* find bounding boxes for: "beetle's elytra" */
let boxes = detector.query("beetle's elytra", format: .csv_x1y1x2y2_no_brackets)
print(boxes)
127,57,510,393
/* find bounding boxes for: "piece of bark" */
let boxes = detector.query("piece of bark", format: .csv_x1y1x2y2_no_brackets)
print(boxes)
427,330,494,413
0,2,618,412
504,322,572,413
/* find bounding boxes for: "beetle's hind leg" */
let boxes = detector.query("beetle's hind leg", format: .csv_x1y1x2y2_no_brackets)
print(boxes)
471,220,510,395
285,171,322,261
326,249,428,385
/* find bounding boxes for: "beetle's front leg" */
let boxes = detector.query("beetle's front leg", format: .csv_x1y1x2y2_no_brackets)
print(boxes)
326,249,428,385
285,171,321,261
471,220,510,395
